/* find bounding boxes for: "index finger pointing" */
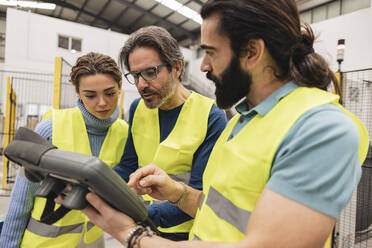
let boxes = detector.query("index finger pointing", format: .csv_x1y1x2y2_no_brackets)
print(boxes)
128,165,157,187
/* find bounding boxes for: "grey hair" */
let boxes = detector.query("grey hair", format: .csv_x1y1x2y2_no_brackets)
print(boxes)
119,26,184,81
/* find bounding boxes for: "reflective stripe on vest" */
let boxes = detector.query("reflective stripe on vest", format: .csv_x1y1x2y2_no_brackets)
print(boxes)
198,193,205,210
86,221,95,231
169,172,191,184
26,218,84,237
132,92,214,234
206,186,251,234
21,107,128,247
193,235,201,241
190,87,370,242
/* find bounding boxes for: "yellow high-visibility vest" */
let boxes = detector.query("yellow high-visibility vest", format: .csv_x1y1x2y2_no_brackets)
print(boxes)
132,92,214,234
190,87,369,242
21,107,128,247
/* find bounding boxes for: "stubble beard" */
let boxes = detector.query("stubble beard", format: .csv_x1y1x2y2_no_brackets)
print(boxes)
142,77,177,109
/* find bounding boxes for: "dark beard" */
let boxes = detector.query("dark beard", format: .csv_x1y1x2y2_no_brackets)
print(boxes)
207,56,251,109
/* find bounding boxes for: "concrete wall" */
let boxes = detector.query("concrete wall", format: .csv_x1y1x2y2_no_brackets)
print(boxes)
184,2,372,101
2,3,371,116
312,1,372,72
1,8,195,118
4,8,130,73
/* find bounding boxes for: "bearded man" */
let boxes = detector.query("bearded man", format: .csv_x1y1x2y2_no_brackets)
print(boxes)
84,1,369,247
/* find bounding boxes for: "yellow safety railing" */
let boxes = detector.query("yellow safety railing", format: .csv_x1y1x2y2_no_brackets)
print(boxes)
2,77,17,189
53,57,62,109
334,71,341,91
119,90,125,119
0,59,70,190
334,71,342,104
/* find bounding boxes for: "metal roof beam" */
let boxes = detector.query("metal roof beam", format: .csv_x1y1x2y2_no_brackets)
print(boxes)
43,0,120,30
115,0,196,39
107,5,131,29
124,2,160,33
91,0,112,25
54,0,66,18
151,0,194,27
153,0,194,26
297,0,335,12
74,0,89,22
42,0,198,41
190,0,204,6
151,0,197,40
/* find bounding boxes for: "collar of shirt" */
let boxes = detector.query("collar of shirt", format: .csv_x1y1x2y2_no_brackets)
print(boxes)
235,81,298,117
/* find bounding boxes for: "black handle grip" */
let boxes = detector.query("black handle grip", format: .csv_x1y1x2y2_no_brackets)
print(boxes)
62,185,89,210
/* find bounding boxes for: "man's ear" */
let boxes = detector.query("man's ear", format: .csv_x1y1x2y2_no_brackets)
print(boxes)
239,39,265,70
173,60,183,79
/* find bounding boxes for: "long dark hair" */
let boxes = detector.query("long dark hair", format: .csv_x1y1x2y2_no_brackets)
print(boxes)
201,0,341,96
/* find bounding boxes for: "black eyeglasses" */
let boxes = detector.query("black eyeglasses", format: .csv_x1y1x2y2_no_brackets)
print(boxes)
124,63,168,85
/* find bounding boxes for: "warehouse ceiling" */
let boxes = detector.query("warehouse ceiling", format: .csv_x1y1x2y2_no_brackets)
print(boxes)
6,0,207,47
0,0,308,47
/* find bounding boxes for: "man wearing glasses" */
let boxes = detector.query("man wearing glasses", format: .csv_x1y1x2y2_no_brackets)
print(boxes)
113,26,227,241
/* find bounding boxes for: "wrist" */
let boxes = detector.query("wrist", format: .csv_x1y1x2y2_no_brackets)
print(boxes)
119,223,137,246
168,181,184,203
135,235,151,248
123,225,156,248
122,226,141,248
168,182,187,205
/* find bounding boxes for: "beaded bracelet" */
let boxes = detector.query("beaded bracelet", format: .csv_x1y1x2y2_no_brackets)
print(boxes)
131,226,156,248
124,226,143,248
129,227,145,248
168,182,188,206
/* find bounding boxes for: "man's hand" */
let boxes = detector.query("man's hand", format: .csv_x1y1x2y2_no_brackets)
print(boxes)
82,192,136,245
128,164,183,203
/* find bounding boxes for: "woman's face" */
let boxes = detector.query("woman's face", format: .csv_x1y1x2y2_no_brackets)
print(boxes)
77,73,121,120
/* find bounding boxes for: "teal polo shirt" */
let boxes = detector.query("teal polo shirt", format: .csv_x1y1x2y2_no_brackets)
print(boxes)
229,82,362,219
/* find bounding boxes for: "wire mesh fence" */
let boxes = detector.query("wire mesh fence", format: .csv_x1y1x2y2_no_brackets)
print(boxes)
60,58,76,109
0,61,77,190
335,68,372,248
0,70,54,187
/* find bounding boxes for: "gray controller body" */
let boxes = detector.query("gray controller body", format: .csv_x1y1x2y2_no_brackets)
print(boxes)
4,127,155,229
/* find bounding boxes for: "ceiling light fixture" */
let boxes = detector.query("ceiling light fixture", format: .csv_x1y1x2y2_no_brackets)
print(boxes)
0,0,56,10
155,0,202,24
